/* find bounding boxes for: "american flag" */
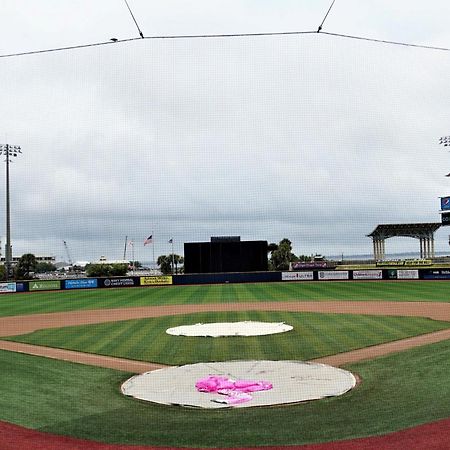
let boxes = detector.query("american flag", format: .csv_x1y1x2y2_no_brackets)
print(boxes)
144,235,153,246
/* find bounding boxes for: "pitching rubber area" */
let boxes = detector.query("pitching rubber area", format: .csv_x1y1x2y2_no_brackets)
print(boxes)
121,360,356,408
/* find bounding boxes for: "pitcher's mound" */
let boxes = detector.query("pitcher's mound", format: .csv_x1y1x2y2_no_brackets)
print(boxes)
166,321,293,337
121,360,356,408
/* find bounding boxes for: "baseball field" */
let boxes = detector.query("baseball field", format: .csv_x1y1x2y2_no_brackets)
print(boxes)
0,280,450,448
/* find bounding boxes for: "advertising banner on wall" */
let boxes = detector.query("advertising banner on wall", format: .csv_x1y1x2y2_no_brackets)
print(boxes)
282,271,314,281
422,269,450,280
15,282,27,292
29,280,61,291
291,261,327,270
140,276,173,286
0,282,16,293
102,278,137,288
65,278,98,289
397,270,419,280
353,270,383,280
318,271,349,280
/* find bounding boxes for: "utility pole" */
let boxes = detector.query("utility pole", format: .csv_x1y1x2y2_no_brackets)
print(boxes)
439,136,450,247
168,238,174,274
0,144,22,280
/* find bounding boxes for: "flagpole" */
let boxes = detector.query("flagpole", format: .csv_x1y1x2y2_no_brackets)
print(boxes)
152,230,155,266
128,239,135,275
123,236,128,260
171,239,174,274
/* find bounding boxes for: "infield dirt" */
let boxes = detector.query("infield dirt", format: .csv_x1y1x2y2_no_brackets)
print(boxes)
0,300,450,371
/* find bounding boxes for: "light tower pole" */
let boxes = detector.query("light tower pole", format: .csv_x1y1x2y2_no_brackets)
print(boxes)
0,144,22,280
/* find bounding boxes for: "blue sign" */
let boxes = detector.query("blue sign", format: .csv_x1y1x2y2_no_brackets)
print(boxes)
440,196,450,210
65,278,98,289
422,270,450,280
16,282,27,292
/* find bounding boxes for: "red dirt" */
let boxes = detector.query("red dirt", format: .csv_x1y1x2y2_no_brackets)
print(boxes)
1,417,450,450
1,300,450,449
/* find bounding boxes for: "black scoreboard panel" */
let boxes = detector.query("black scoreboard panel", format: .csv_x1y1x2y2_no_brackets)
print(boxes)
184,241,268,273
442,212,450,226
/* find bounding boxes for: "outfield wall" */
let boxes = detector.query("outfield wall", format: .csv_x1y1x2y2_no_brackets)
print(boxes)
2,268,450,293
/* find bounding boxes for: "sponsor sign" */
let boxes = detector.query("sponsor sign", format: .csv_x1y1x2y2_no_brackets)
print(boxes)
140,276,173,286
15,282,27,292
441,212,450,226
353,270,383,280
291,261,327,270
397,269,419,280
29,280,61,291
282,271,314,281
441,196,450,211
65,278,98,289
318,271,349,280
387,270,397,279
0,282,16,293
103,278,136,288
422,270,450,280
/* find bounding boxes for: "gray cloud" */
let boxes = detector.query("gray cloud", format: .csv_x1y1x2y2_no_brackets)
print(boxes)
1,1,450,261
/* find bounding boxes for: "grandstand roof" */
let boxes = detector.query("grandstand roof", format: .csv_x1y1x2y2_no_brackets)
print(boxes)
368,223,441,239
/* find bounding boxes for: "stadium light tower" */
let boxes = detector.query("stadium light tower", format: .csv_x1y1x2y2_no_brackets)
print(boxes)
439,136,450,147
439,136,450,176
0,144,22,280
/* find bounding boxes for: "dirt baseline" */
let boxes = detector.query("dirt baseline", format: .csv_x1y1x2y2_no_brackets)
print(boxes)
1,299,450,450
0,300,450,371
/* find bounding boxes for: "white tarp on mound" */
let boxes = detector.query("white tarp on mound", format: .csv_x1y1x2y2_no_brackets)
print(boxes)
166,321,293,337
121,360,356,408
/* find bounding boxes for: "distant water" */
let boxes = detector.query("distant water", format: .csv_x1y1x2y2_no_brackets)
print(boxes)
328,251,450,261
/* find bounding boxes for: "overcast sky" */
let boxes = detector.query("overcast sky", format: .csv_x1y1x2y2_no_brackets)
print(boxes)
1,0,450,263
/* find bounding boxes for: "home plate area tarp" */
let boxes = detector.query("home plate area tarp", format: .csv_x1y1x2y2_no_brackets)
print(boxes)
166,321,293,337
121,360,356,408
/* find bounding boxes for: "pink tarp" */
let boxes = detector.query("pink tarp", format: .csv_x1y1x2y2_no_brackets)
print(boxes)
195,375,272,404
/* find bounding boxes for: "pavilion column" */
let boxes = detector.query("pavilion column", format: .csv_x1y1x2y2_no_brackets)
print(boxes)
420,238,424,258
431,237,435,258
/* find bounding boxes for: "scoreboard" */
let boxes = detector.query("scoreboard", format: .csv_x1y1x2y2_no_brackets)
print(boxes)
184,239,268,274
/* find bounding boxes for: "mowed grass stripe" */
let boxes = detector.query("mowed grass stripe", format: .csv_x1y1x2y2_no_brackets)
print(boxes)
2,281,450,318
4,311,449,364
1,340,450,447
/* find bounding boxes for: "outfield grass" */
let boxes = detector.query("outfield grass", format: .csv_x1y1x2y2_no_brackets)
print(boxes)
1,281,449,447
3,310,450,364
0,280,450,317
0,339,449,447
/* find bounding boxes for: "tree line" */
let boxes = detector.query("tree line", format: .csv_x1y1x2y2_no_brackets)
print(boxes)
3,239,313,280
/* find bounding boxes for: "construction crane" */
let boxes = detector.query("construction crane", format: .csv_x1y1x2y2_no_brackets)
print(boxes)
63,240,73,266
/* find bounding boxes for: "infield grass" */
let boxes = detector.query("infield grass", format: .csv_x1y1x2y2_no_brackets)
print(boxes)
0,339,449,447
0,280,450,317
3,310,449,364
